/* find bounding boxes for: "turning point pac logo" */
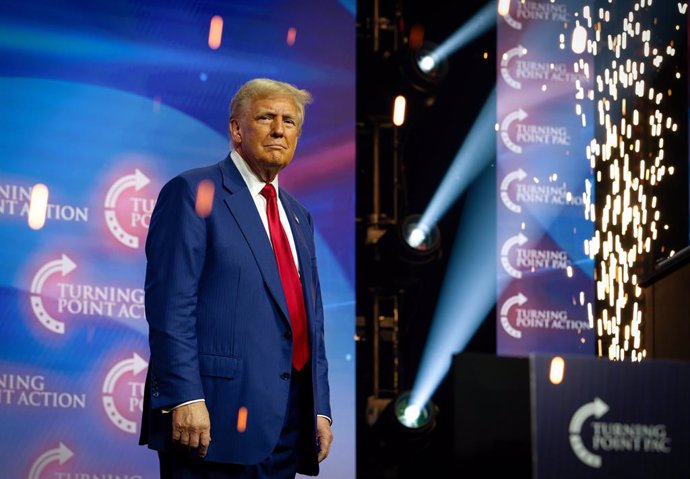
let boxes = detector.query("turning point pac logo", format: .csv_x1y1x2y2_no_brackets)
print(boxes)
500,108,571,154
501,1,570,30
500,233,571,278
569,397,671,468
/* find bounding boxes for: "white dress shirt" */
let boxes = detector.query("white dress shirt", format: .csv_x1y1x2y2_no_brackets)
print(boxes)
229,150,300,271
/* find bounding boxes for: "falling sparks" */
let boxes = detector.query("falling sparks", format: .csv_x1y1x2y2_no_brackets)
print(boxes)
548,356,565,384
286,27,297,47
208,15,223,50
393,95,407,127
195,179,215,218
28,183,49,230
237,406,248,432
574,0,684,362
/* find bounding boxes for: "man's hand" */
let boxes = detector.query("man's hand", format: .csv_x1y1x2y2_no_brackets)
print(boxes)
316,416,333,463
171,401,211,457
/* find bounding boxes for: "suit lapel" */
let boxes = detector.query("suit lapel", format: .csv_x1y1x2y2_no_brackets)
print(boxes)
218,156,290,323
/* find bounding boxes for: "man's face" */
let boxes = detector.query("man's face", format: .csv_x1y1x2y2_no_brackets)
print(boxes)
230,95,301,181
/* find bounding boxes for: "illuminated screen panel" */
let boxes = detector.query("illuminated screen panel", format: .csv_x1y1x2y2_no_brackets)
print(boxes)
0,1,355,477
496,0,596,357
496,0,688,360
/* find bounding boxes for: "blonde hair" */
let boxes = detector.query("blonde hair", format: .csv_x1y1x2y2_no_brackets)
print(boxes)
230,78,313,130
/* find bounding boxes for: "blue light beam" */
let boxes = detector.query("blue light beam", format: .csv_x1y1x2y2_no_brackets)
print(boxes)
420,2,496,71
410,88,496,247
409,164,497,412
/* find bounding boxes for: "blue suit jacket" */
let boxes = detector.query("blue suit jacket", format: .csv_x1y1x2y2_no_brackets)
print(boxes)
139,154,331,474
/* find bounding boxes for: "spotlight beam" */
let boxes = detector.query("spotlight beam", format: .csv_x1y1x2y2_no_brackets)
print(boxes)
425,2,496,66
408,167,497,411
416,87,496,236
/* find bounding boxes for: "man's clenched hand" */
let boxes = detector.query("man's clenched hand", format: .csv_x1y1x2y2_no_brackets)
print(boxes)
171,401,211,457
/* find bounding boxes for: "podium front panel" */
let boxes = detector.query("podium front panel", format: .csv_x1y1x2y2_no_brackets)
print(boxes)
531,355,690,479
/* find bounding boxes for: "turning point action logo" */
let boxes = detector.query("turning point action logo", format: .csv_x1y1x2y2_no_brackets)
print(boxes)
27,442,144,479
500,44,588,91
30,254,77,334
102,353,148,434
500,292,587,339
28,254,145,335
104,168,153,249
500,168,584,214
569,397,671,468
28,443,73,479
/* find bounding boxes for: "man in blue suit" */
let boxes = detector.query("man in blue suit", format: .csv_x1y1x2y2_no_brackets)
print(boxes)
140,78,333,478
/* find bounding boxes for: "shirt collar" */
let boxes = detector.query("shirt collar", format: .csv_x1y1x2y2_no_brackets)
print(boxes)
230,150,279,198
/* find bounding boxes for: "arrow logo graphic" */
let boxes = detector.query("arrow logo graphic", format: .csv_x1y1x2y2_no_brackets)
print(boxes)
28,442,73,479
500,292,527,338
102,353,148,434
30,254,77,334
500,108,528,154
502,9,522,30
500,233,528,278
500,45,527,89
500,168,527,213
104,169,150,249
569,397,609,468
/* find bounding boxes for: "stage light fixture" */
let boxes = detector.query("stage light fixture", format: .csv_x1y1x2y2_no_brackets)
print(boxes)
399,41,449,94
400,214,442,265
374,389,438,453
364,214,442,290
392,390,437,431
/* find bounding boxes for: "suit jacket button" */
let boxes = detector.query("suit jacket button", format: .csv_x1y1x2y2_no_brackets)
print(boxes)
284,331,292,339
152,392,159,397
281,372,290,381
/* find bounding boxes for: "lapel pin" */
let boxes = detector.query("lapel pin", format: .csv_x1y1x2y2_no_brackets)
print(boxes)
294,215,300,224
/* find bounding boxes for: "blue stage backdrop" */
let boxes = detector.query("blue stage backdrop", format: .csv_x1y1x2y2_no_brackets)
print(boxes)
0,1,356,477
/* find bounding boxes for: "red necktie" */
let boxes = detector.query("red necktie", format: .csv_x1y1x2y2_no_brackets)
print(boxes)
261,183,309,370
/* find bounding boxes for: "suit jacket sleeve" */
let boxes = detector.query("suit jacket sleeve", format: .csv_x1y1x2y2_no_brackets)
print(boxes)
144,175,207,410
307,211,332,421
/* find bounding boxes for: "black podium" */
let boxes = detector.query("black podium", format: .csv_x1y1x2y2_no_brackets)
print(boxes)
640,245,690,360
452,353,690,479
452,353,532,477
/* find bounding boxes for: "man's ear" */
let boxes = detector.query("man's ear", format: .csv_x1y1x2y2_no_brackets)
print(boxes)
229,118,241,143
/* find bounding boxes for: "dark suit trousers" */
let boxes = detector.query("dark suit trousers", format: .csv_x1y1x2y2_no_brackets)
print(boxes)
159,367,314,479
